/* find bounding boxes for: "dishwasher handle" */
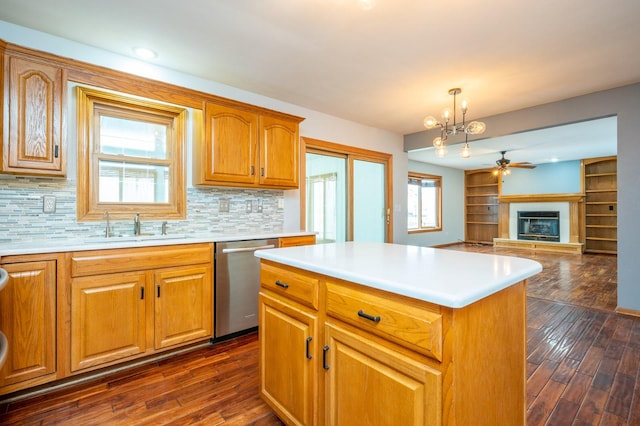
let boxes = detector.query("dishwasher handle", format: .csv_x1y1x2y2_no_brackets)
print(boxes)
221,244,276,254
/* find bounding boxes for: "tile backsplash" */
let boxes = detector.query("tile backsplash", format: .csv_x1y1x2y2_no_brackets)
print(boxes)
0,176,285,243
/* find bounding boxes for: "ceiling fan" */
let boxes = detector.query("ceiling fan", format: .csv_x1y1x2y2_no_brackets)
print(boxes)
493,151,536,176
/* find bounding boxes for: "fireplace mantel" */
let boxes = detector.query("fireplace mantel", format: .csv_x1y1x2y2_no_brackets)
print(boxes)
495,193,584,253
498,194,584,203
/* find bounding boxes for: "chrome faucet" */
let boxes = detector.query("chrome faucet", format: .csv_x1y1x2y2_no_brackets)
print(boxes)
104,211,112,237
133,213,141,236
161,221,168,235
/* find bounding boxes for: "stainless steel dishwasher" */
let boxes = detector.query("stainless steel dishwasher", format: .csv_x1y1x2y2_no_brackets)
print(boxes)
214,239,277,338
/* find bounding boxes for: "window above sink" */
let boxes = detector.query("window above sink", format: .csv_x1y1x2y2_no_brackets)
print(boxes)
76,86,187,222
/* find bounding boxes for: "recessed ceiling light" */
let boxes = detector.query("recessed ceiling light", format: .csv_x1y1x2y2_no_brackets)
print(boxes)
132,47,157,60
358,0,376,11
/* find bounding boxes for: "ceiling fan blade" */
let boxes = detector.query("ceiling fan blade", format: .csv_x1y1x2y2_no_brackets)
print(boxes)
510,164,536,169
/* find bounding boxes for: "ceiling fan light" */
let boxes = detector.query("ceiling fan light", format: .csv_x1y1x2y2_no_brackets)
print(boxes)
436,146,447,158
432,136,444,148
423,116,439,129
466,121,486,135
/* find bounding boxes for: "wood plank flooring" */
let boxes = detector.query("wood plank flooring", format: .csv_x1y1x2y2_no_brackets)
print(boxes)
0,243,634,425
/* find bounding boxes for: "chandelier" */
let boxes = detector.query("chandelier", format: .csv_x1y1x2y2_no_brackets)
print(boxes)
423,88,487,158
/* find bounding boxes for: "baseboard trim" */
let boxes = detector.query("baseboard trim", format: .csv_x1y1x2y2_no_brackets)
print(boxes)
616,307,640,318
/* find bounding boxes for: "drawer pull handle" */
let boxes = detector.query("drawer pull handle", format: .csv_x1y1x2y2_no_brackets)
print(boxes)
358,310,381,323
322,345,330,370
306,337,313,359
275,280,289,289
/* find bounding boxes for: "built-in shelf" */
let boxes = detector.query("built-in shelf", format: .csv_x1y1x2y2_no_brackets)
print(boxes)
582,156,617,254
465,170,500,244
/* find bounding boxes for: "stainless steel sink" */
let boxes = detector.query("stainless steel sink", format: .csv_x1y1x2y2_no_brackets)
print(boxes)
83,234,188,244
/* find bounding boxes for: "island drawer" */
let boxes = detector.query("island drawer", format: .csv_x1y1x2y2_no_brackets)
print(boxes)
325,280,443,361
260,262,319,310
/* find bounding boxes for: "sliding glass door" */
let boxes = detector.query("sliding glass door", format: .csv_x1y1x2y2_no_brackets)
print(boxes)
303,138,391,243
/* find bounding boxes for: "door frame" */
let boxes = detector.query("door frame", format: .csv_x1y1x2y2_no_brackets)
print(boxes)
301,137,393,243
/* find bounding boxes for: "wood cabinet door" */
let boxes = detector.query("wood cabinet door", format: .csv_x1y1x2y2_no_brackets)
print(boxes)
324,323,441,426
0,261,56,386
70,272,146,371
259,291,318,426
4,54,66,176
259,115,299,188
204,102,258,185
153,264,212,349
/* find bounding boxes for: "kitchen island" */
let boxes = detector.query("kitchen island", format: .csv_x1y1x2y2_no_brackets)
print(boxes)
255,242,542,426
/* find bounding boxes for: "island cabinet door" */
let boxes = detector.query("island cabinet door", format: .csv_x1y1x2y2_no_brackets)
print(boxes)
324,323,442,426
259,291,318,426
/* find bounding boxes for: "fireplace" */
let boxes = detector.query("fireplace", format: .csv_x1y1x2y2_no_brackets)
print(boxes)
517,211,560,242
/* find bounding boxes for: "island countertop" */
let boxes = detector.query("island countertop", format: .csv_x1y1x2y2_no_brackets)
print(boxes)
255,241,542,308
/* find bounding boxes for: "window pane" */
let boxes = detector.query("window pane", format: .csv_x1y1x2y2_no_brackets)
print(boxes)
407,183,419,229
99,161,169,203
99,115,168,160
421,186,437,227
306,153,347,243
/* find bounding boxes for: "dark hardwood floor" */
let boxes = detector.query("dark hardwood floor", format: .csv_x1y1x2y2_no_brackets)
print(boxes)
0,243,634,425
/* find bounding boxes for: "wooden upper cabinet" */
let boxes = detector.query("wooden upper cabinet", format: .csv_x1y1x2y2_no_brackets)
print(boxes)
2,52,66,176
202,103,259,185
259,115,299,188
194,101,304,189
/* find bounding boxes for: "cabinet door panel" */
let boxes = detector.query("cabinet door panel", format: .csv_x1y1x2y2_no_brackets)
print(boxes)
204,103,258,184
154,265,212,349
259,292,317,426
259,115,299,188
325,324,441,426
0,261,56,386
71,272,146,371
5,55,65,175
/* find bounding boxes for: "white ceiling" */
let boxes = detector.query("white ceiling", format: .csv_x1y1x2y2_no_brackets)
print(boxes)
0,0,635,167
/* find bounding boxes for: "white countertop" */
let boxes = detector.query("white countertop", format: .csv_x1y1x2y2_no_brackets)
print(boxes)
0,231,314,256
254,241,543,308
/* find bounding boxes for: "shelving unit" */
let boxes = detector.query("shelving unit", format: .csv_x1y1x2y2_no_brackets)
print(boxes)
465,170,501,244
582,156,617,254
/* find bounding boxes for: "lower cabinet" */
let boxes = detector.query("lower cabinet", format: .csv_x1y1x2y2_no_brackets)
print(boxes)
154,266,213,349
70,272,147,371
69,244,213,373
0,258,57,393
259,291,318,426
259,260,527,426
324,324,441,426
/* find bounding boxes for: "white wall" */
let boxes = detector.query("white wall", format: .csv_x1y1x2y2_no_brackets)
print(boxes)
501,161,581,195
406,160,464,246
0,20,407,241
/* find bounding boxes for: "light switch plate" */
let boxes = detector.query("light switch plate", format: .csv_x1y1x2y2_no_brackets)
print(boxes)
43,195,56,213
219,198,229,213
246,200,252,213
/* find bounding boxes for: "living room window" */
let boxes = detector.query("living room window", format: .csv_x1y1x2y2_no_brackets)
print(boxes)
76,86,187,221
408,172,442,232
